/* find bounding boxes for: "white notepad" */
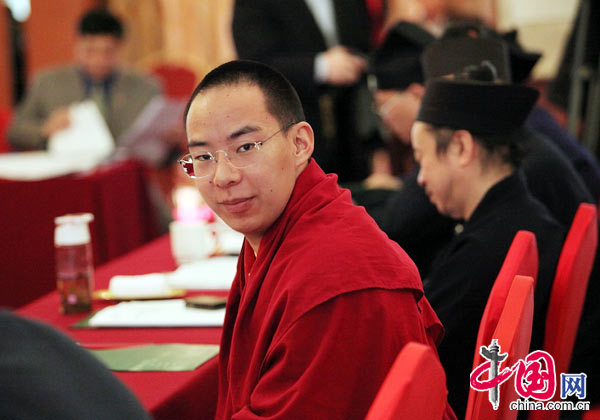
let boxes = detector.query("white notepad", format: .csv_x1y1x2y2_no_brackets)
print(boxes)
88,299,226,327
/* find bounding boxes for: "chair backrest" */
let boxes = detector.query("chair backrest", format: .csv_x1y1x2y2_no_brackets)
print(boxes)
583,404,600,420
468,275,535,420
150,63,197,99
545,203,597,373
529,203,598,420
365,342,447,420
472,231,538,372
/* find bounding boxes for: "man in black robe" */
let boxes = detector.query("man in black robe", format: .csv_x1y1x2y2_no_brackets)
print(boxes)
411,65,566,417
379,34,593,278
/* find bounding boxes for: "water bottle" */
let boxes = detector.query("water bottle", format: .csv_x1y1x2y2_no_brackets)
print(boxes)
54,213,95,314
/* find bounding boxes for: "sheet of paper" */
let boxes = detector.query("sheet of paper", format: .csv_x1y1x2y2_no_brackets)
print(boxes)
48,100,115,160
103,254,237,298
89,343,219,371
87,299,226,327
168,256,238,290
109,273,174,298
0,151,101,180
114,95,186,167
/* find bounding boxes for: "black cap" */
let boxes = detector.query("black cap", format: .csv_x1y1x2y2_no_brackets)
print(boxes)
374,21,435,89
437,22,541,83
422,37,512,82
416,78,539,134
500,30,542,84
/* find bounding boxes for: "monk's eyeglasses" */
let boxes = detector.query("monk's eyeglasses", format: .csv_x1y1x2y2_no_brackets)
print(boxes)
179,122,296,179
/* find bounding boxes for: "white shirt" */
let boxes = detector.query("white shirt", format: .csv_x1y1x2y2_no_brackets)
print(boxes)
304,0,339,82
304,0,339,47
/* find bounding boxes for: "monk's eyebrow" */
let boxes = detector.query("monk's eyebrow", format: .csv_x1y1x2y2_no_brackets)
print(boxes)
188,140,208,148
228,125,261,140
188,125,262,148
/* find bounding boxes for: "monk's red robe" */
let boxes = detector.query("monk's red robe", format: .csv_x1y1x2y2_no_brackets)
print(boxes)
215,159,455,419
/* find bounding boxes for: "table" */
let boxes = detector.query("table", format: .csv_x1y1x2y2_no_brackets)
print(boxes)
0,160,159,308
17,235,224,420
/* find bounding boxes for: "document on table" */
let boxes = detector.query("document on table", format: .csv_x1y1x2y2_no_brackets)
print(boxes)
48,100,115,159
168,256,238,290
87,299,226,327
0,151,100,180
99,256,238,299
0,101,116,181
89,343,219,371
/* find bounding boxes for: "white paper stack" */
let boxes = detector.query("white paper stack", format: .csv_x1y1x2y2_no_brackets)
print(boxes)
168,256,238,290
88,299,226,327
0,151,100,181
0,101,115,181
109,273,174,299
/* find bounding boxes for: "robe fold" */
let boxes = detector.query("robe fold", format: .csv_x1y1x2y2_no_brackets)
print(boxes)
215,159,455,419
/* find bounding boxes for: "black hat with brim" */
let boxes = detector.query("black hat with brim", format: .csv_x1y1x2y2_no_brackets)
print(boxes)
421,37,512,82
374,21,435,89
436,22,542,83
416,78,539,134
501,30,542,83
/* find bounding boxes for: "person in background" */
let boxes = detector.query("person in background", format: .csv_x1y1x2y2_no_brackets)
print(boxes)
440,21,600,202
412,63,565,416
0,311,151,420
180,60,456,419
377,31,594,277
232,0,375,183
8,7,160,150
377,27,600,409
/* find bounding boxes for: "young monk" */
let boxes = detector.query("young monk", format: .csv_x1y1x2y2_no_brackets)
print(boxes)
179,60,456,419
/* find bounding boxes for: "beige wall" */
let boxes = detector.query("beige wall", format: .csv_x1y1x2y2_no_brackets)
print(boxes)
108,0,163,68
495,0,579,79
109,0,236,80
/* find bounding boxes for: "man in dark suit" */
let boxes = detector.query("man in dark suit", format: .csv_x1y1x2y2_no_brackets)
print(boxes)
232,0,374,182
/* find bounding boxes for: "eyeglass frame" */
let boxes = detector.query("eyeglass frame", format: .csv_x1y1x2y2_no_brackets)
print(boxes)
178,121,297,179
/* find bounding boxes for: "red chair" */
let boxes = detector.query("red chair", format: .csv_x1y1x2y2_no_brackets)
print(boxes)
584,405,600,419
468,275,535,420
365,342,448,420
466,231,537,419
150,63,197,99
471,231,538,372
0,107,12,153
529,203,598,420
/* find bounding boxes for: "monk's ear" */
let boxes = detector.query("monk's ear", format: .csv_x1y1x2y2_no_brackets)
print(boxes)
449,130,477,167
290,121,314,165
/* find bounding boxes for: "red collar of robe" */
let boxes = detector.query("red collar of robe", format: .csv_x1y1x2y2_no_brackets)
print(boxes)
226,158,444,344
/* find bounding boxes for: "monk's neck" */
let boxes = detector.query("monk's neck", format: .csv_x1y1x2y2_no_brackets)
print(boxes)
246,234,261,256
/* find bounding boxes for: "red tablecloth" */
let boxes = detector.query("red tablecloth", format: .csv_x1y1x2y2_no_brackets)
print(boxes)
17,235,224,420
0,160,159,308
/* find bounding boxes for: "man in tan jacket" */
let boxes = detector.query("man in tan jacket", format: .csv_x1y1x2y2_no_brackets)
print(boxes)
8,8,160,150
